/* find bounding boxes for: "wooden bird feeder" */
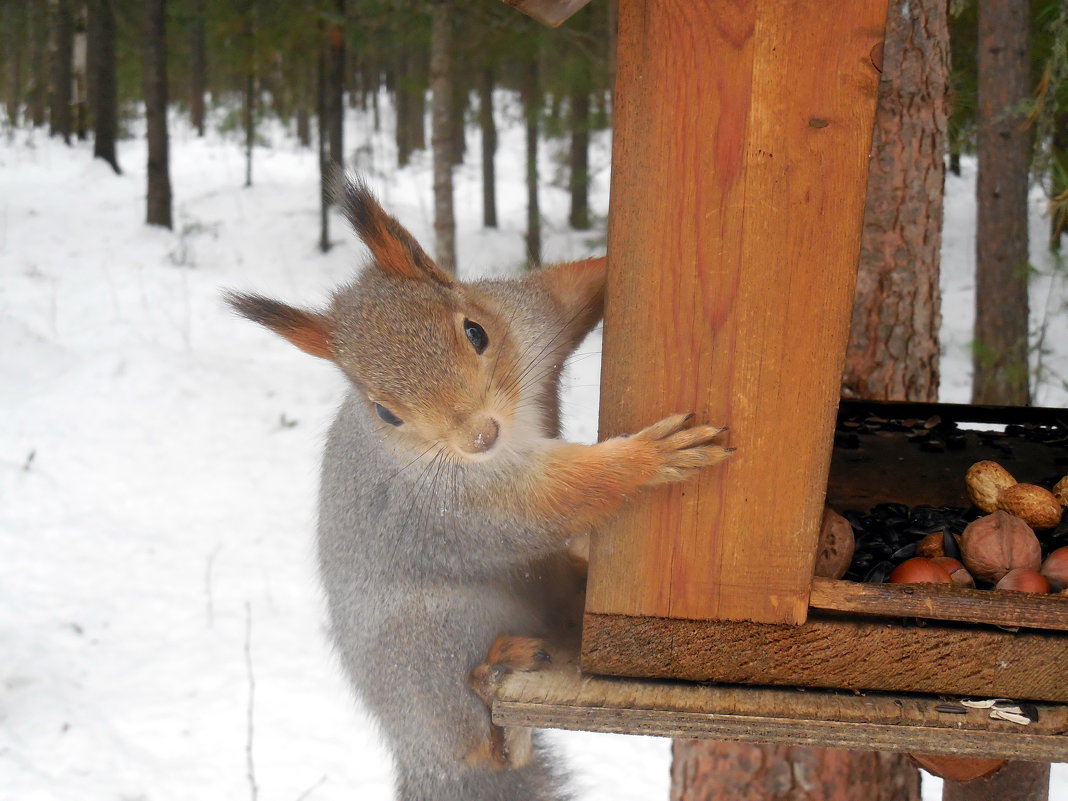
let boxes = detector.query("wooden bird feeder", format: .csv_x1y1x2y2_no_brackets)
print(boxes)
498,0,1068,767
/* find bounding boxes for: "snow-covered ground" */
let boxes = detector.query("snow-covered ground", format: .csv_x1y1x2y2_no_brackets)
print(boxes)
1,95,1064,800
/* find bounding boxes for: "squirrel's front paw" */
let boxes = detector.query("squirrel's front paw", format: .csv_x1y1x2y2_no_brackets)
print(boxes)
632,413,733,485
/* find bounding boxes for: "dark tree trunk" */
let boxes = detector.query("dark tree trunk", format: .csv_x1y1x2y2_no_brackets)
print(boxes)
143,0,172,229
843,0,948,402
942,762,1050,801
243,4,255,187
317,30,330,253
671,742,920,801
450,67,465,166
190,0,206,136
430,0,456,273
51,0,74,143
296,59,312,147
91,0,120,174
5,1,25,126
28,1,48,127
328,1,344,168
522,58,540,267
395,53,410,166
72,13,88,140
568,88,590,229
972,0,1031,405
479,67,497,228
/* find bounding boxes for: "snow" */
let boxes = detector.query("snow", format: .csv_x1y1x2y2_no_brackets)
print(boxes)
0,98,1064,800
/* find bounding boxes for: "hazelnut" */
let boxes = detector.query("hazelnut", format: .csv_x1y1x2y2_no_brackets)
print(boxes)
916,531,945,558
960,511,1041,584
1041,546,1068,592
930,556,974,588
1054,475,1068,506
888,557,953,585
995,568,1050,594
813,508,855,580
965,461,1016,513
909,754,1007,783
997,483,1063,530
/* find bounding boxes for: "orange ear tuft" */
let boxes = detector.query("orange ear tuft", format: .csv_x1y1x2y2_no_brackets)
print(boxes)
335,175,454,286
533,256,607,338
225,292,334,360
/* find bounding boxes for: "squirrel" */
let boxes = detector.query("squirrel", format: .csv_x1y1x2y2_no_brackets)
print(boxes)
227,176,731,801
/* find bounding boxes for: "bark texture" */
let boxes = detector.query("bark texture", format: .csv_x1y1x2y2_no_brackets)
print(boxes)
429,0,456,273
143,0,172,228
671,742,920,801
972,0,1031,405
523,58,540,266
190,0,206,136
91,0,120,173
942,761,1050,801
843,0,948,402
479,68,497,228
51,0,74,144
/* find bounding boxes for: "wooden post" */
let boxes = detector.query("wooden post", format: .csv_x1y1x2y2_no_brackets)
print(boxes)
585,0,889,635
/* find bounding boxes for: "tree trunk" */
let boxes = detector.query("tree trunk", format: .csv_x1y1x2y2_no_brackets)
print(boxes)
671,743,920,801
972,0,1031,405
50,0,74,143
407,51,426,153
568,87,590,230
395,52,410,166
328,0,344,168
143,0,172,229
843,0,948,402
479,67,497,228
91,0,120,174
4,1,24,126
72,12,88,140
296,59,312,147
317,29,330,253
942,762,1050,801
29,0,48,127
522,57,541,267
243,4,255,188
190,0,206,136
430,0,456,273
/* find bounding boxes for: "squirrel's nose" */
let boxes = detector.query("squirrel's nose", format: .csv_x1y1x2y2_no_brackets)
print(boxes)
462,416,500,454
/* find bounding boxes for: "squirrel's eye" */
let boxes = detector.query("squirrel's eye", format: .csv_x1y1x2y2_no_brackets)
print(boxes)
463,319,488,354
374,403,403,426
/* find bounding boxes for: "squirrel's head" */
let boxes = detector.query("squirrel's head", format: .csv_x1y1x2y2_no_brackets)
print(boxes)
227,176,604,463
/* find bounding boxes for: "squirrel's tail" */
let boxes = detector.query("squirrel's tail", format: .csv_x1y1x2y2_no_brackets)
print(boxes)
396,740,570,801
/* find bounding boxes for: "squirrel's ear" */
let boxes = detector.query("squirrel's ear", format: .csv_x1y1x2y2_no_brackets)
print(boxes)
225,292,334,360
335,174,454,287
532,256,607,340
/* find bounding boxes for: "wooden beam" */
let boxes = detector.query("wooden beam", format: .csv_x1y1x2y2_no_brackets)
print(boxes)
491,655,1068,762
588,0,890,626
809,578,1068,632
581,612,1068,703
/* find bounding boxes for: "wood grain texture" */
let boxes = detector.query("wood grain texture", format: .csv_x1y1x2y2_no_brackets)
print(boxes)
490,652,1068,761
589,0,889,625
581,612,1068,703
808,578,1068,632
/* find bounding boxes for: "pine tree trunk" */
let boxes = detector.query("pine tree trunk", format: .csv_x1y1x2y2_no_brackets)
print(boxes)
972,0,1031,405
143,0,172,229
942,762,1050,801
51,0,75,143
671,743,920,801
479,68,497,228
568,87,590,230
243,5,255,188
429,0,456,273
72,14,88,140
4,1,24,126
29,1,48,127
296,60,312,147
522,58,541,267
408,52,426,153
317,30,330,253
843,0,948,402
190,0,206,136
328,2,344,168
91,0,120,174
395,52,410,166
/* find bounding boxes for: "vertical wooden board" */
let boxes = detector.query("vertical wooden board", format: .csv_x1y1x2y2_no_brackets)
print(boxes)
588,0,888,625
